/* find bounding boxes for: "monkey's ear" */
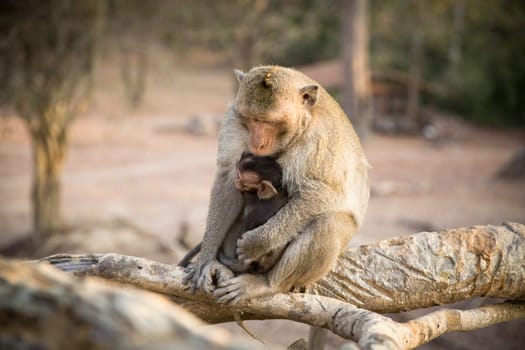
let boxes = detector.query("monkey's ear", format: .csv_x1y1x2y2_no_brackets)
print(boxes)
234,170,243,190
234,177,243,191
257,180,278,200
299,84,319,107
234,69,246,83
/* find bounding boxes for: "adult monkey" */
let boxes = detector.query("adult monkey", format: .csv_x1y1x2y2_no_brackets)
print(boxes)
184,66,370,304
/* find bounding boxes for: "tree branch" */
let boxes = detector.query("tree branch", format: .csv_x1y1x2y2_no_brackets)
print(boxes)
0,259,268,350
401,302,525,348
26,222,525,349
313,221,525,312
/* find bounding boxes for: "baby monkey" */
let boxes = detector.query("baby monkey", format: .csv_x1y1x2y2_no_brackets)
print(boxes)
178,151,288,274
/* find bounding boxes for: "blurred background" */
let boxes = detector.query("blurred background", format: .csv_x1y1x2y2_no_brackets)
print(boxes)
0,0,524,349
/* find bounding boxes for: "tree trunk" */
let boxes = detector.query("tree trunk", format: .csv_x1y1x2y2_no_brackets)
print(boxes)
406,0,424,125
30,123,67,240
406,30,423,124
229,0,269,90
233,25,256,72
341,0,372,140
5,1,99,243
448,0,465,70
120,45,148,109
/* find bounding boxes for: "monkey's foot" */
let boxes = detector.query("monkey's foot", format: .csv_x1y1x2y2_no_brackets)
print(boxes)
183,260,234,294
214,274,272,304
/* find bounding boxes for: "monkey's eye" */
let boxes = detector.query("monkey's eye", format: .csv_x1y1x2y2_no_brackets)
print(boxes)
239,119,248,130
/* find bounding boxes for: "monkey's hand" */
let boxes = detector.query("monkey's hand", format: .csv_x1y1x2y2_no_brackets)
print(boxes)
236,225,285,262
182,259,234,294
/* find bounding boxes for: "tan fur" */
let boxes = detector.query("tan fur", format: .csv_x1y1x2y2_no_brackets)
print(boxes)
184,66,370,303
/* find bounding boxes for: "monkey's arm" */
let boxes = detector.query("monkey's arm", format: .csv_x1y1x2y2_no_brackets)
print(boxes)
200,168,244,257
184,167,244,293
184,110,247,292
237,182,340,261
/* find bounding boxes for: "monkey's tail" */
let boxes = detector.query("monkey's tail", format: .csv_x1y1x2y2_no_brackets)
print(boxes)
234,313,265,344
177,243,201,267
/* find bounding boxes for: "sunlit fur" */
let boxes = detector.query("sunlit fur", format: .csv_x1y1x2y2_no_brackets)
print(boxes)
233,66,369,226
186,65,370,303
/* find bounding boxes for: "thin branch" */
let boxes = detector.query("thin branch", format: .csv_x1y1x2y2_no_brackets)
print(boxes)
401,302,525,349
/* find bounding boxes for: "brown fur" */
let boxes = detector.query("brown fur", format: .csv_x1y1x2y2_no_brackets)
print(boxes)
184,66,369,303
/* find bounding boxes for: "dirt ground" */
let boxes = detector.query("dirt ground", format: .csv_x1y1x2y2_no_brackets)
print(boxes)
1,55,524,348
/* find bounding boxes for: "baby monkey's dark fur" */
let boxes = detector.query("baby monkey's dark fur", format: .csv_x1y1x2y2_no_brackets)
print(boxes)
178,152,288,274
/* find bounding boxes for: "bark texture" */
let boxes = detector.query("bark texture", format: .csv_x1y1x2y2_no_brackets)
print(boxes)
3,222,523,349
42,222,525,319
341,0,372,139
30,122,68,239
0,259,269,350
313,221,525,312
7,1,100,239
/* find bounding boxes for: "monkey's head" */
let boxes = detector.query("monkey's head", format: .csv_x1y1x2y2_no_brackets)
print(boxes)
234,151,283,200
233,66,319,157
